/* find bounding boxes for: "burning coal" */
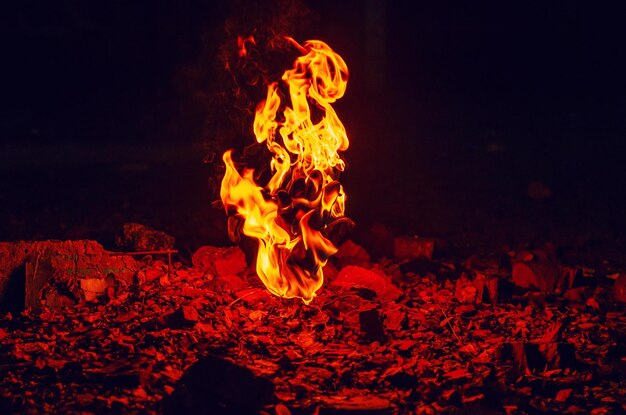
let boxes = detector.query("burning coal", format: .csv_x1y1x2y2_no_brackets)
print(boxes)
220,37,350,303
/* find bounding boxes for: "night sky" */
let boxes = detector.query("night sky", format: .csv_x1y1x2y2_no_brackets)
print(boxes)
2,1,626,248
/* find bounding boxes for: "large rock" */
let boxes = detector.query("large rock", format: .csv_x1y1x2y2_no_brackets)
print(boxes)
0,240,138,311
331,265,401,302
192,246,247,277
163,355,275,415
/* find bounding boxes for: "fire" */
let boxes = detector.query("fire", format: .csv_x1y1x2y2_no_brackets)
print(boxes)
220,37,350,303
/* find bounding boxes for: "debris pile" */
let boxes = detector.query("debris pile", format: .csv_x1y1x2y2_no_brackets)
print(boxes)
0,234,624,414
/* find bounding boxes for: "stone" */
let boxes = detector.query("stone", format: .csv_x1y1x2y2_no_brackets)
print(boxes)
116,222,175,252
166,306,199,328
331,266,401,302
192,246,247,277
163,355,275,415
512,261,559,292
335,240,370,268
359,308,387,343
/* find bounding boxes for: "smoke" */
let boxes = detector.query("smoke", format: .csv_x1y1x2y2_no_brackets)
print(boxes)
203,0,316,199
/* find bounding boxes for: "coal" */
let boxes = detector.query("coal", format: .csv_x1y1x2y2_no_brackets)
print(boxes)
162,355,275,415
359,308,387,344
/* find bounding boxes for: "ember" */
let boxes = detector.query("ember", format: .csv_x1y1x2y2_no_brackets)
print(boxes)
220,37,350,303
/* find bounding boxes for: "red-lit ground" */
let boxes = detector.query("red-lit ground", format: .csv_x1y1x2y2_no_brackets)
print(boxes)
1,240,624,414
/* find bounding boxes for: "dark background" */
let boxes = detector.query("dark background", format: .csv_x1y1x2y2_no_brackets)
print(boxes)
1,0,625,254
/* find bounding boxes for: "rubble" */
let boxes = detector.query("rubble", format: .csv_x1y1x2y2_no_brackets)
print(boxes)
116,223,175,252
0,237,624,414
0,240,138,311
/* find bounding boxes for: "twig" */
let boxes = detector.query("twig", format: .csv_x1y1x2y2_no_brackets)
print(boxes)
227,288,263,307
107,249,178,256
435,302,462,345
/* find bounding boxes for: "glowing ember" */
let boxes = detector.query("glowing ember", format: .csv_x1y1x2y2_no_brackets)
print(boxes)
220,37,350,303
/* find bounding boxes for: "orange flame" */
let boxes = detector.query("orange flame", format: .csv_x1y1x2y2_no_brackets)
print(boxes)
220,37,349,303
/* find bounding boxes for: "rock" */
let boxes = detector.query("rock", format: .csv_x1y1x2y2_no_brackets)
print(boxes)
79,278,108,301
0,240,138,311
192,246,247,277
454,274,478,303
512,261,559,292
539,342,577,370
331,266,401,302
163,355,275,415
219,275,248,292
502,342,546,373
116,222,175,252
613,274,626,303
359,308,387,343
383,304,406,331
41,285,77,308
335,240,370,268
318,394,392,414
485,277,499,303
166,306,199,328
393,236,434,261
554,389,573,403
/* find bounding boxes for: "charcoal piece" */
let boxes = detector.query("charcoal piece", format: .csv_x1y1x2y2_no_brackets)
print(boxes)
540,342,578,370
359,308,387,344
166,306,199,329
162,355,275,415
499,343,545,372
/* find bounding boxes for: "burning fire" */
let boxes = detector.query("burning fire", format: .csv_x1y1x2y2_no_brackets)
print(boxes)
220,37,350,303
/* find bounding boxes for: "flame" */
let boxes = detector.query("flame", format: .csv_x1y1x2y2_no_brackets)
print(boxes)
220,37,349,303
237,35,256,58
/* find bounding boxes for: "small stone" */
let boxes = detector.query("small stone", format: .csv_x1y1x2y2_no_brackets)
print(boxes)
166,306,199,328
555,389,573,403
192,246,247,277
359,308,387,344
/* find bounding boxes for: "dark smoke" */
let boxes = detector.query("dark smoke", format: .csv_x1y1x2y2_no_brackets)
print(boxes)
202,0,316,200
